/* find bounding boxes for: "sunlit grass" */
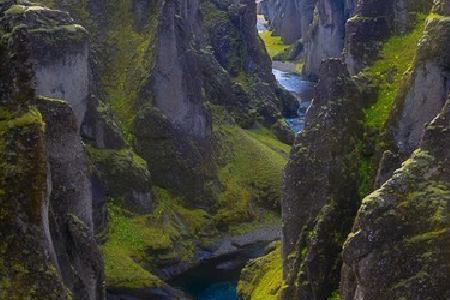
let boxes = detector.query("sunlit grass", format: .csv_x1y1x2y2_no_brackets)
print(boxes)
364,14,427,128
259,30,290,58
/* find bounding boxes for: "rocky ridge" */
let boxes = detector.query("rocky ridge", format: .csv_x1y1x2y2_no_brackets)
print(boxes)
0,0,294,298
272,0,450,299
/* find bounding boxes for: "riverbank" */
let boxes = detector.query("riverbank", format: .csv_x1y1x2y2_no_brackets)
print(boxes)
170,226,281,299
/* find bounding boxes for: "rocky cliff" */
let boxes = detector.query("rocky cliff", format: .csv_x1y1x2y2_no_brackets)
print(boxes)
0,2,103,298
1,0,294,298
259,0,355,78
281,59,364,299
276,0,450,299
341,94,450,300
341,3,450,299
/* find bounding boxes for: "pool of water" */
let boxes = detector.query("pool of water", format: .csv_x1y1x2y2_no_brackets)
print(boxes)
171,242,270,300
272,68,314,133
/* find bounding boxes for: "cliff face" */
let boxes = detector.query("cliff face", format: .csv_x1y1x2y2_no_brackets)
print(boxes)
278,1,450,300
341,4,450,299
0,2,103,298
342,95,450,300
303,0,355,77
390,12,450,155
282,59,364,299
344,0,432,75
259,0,355,78
0,0,294,297
258,0,313,44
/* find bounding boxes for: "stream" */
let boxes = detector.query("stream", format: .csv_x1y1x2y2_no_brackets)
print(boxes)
171,241,271,300
273,66,314,133
168,15,315,300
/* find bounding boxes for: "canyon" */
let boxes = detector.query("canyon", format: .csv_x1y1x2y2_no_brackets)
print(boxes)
1,0,450,299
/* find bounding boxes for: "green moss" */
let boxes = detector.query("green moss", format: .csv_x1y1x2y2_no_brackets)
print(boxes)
101,0,158,140
259,30,290,58
86,146,148,171
102,203,165,289
4,5,27,14
102,187,211,289
0,107,44,132
364,14,427,128
0,107,65,299
86,146,152,200
328,291,341,300
237,242,283,300
213,121,289,228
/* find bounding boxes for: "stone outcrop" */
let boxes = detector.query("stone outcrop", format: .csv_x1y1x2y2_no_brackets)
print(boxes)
258,0,313,44
390,12,450,154
149,0,212,139
373,6,450,190
0,2,90,129
37,97,104,300
303,0,355,77
282,59,363,299
344,0,432,75
341,94,450,300
0,2,104,298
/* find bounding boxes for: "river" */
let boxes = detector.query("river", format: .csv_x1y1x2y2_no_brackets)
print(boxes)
170,15,314,300
273,65,314,133
171,241,271,300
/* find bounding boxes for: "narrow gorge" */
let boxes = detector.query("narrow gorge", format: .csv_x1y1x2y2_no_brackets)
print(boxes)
1,0,450,300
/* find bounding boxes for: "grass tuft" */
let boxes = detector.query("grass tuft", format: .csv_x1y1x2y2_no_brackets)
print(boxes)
259,30,290,59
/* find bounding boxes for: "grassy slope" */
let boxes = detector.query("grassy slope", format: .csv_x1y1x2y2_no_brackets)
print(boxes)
364,14,427,129
102,124,290,288
213,120,289,229
358,14,427,197
259,30,290,58
103,188,209,289
101,0,157,141
35,0,291,290
237,242,283,300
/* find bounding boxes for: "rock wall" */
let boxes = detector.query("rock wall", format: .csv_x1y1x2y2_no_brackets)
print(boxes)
341,94,450,300
258,0,313,44
150,0,211,139
344,0,432,75
282,59,363,299
280,1,450,300
371,7,450,191
0,2,104,298
303,0,355,78
390,13,450,154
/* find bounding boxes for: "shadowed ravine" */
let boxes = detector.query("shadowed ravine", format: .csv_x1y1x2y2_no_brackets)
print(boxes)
169,19,315,298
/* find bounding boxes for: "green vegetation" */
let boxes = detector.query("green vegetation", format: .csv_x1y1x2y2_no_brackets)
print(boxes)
364,14,427,128
4,5,27,14
0,107,44,132
102,123,289,286
259,30,290,58
86,146,151,201
101,0,157,140
102,188,210,289
237,242,283,300
248,125,291,156
214,122,289,228
102,203,164,289
357,14,427,197
328,291,341,300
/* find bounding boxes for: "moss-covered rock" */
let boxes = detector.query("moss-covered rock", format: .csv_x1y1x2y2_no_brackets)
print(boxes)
86,145,153,214
282,59,364,300
341,96,450,300
237,242,283,300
